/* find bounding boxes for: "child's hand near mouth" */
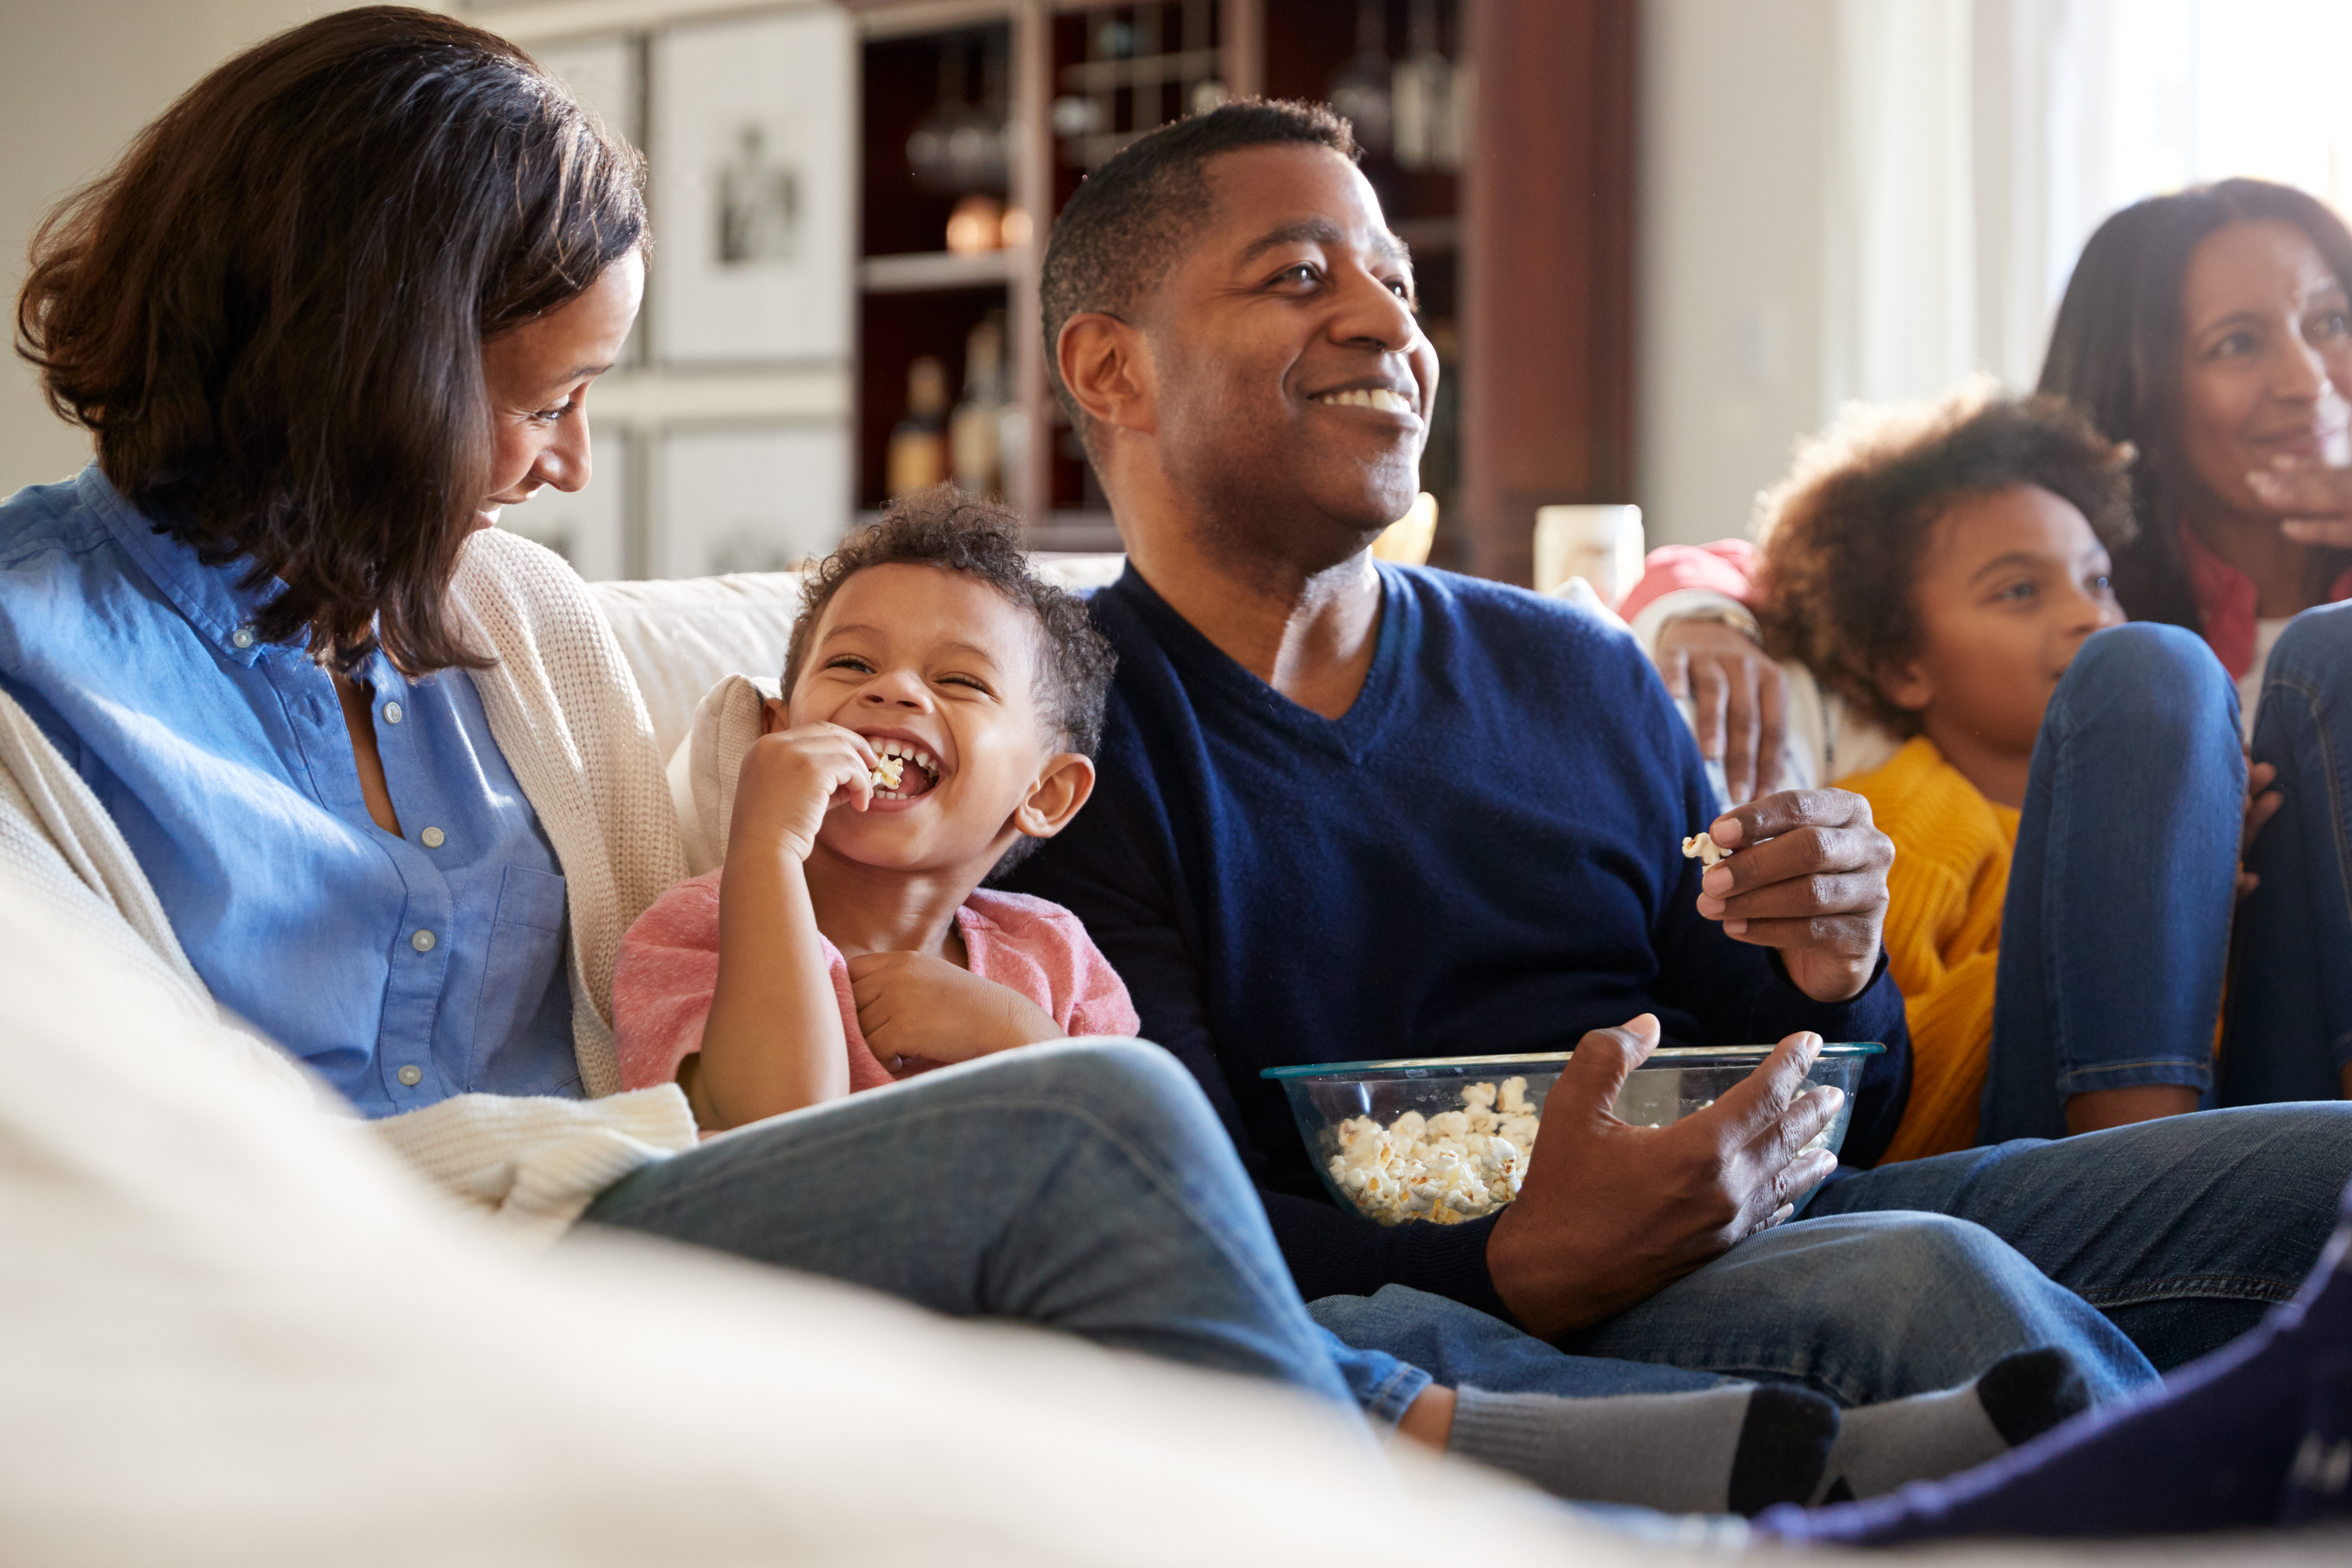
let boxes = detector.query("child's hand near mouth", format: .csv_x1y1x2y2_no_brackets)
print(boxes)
729,721,878,863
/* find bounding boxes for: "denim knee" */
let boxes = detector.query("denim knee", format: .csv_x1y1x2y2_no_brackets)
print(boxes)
2264,600,2352,691
2055,622,2238,746
977,1037,1230,1166
1789,1213,2149,1403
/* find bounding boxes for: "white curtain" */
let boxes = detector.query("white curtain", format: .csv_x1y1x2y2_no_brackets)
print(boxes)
1823,0,1980,410
1822,0,2352,410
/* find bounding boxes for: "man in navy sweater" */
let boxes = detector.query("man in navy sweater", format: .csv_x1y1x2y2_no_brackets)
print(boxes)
1007,102,2352,1402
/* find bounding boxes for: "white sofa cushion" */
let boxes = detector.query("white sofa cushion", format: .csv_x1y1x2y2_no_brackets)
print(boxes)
587,572,807,765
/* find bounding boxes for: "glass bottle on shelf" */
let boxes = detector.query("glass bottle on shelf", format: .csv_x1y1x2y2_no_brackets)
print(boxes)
1327,0,1393,158
886,356,951,499
1392,0,1461,172
949,313,1006,498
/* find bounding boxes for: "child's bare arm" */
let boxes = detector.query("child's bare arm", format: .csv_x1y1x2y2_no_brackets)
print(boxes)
845,950,1063,1070
694,724,876,1128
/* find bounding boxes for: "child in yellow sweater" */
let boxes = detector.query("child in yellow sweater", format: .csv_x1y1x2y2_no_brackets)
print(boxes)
1750,385,2306,1158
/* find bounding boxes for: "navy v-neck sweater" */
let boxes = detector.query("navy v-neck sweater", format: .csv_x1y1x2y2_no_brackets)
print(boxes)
1009,563,1909,1320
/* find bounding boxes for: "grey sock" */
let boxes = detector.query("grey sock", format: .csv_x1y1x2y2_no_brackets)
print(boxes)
1813,1347,2091,1503
1447,1383,1836,1516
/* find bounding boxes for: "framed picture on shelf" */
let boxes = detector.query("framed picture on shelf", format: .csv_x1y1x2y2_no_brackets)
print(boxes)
652,423,852,580
531,32,641,147
496,429,634,583
651,8,854,366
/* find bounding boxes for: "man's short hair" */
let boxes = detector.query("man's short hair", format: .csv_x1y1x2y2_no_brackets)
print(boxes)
1039,99,1358,449
784,481,1116,752
1754,381,2137,738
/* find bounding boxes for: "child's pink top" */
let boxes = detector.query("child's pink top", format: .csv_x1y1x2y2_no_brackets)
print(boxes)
612,867,1142,1093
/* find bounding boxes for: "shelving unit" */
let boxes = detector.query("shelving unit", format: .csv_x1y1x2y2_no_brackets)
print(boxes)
847,0,1469,557
474,0,1629,585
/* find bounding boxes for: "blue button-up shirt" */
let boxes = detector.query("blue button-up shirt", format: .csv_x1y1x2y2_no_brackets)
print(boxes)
0,466,579,1116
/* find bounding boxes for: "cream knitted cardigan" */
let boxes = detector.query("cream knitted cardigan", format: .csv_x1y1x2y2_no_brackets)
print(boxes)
0,527,698,1239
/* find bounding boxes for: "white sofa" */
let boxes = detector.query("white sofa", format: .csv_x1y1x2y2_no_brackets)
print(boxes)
3,568,2329,1564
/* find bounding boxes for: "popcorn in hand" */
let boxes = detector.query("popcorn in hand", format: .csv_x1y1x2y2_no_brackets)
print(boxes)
1682,831,1731,869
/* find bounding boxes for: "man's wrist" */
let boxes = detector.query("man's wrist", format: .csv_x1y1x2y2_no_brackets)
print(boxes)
1769,942,1889,1005
1485,1203,1592,1340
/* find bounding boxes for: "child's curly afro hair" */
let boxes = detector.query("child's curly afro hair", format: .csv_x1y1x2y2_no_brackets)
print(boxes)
1754,379,2137,737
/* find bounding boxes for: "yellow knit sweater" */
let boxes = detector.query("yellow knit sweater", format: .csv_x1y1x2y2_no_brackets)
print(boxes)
1837,736,2018,1163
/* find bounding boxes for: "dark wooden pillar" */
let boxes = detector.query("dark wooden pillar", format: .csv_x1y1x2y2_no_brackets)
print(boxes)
1458,0,1637,585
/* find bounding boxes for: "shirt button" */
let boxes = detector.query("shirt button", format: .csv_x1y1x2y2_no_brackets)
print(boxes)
397,1065,423,1087
230,627,255,649
411,929,436,953
383,701,405,725
421,826,445,848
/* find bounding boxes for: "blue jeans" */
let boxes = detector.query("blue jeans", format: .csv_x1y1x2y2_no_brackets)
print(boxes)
1981,623,2245,1142
2229,601,2352,1101
1313,1287,1727,1426
1810,1102,2352,1367
580,1040,1359,1414
1324,1211,2157,1409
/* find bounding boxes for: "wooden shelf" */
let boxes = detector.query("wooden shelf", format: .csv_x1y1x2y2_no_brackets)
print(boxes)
1028,511,1123,553
1058,46,1220,92
860,250,1020,292
845,0,1570,576
1393,215,1461,253
853,508,1124,555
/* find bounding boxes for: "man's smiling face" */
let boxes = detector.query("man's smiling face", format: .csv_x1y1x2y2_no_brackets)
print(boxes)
1141,143,1439,570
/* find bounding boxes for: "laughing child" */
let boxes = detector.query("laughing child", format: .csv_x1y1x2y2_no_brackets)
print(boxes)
612,489,1133,1128
1752,385,2289,1156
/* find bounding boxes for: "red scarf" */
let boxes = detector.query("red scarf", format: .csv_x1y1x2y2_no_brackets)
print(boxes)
2177,521,2352,679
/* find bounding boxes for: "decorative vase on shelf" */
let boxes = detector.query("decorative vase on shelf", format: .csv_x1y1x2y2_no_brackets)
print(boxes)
949,314,1007,499
1390,0,1462,172
1327,0,1393,158
886,356,951,500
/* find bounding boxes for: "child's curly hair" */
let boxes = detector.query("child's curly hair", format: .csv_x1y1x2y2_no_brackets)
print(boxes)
783,482,1118,756
1754,381,2137,737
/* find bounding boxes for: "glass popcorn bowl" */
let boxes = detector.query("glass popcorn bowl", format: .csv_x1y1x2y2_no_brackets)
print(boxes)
1262,1043,1884,1228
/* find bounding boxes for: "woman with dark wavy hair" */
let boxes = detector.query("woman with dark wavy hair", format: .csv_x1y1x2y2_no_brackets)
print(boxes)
0,6,1359,1412
2037,179,2352,673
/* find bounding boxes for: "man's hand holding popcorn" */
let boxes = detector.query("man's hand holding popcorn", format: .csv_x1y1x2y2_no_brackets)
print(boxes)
1690,789,1895,1005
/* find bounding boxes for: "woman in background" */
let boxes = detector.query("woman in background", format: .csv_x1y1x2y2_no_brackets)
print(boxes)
1628,178,2352,1105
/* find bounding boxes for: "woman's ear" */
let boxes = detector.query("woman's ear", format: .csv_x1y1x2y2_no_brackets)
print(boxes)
760,695,791,736
1012,752,1097,843
1875,656,1935,717
1057,314,1156,439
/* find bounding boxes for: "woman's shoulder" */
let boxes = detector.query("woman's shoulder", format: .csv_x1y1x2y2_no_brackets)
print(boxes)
0,470,123,573
450,526,596,625
0,469,211,679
